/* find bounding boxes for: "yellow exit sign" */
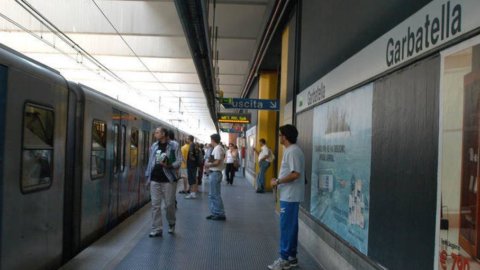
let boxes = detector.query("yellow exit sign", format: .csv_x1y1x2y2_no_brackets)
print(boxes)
217,113,251,124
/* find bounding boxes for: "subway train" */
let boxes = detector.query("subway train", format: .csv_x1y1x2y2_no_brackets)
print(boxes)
0,44,192,270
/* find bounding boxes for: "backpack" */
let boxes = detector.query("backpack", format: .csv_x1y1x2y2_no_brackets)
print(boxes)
188,143,202,167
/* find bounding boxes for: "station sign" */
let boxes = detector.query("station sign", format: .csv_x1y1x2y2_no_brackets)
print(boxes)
220,97,279,110
217,113,251,124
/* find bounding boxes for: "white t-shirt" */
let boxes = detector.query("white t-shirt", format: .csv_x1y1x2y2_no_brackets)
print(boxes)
210,144,225,171
258,145,270,162
225,149,235,164
278,144,305,202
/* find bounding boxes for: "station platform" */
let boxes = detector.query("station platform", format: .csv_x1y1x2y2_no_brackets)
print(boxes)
60,175,324,270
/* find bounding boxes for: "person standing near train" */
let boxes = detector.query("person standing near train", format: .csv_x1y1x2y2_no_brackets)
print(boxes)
145,127,182,237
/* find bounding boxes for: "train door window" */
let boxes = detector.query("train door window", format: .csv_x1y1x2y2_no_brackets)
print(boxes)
121,125,126,172
130,128,139,168
21,103,54,193
113,124,119,173
91,120,106,179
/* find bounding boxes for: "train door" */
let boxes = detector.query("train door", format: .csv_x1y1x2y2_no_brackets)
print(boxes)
139,120,151,205
78,92,110,247
109,109,122,226
1,65,68,269
117,111,130,220
127,117,141,212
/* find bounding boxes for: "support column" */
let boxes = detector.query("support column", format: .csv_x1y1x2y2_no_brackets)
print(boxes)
277,26,289,179
256,71,278,191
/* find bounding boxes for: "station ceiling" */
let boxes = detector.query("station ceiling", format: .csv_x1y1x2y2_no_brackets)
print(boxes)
0,0,271,139
0,0,432,139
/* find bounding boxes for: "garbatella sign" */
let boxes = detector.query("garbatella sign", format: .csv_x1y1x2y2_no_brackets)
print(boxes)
296,0,479,114
386,1,462,67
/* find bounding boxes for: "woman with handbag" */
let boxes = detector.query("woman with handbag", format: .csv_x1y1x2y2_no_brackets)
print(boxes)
225,143,239,185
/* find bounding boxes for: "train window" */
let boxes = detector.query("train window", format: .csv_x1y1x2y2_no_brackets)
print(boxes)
91,120,106,179
130,128,139,168
21,103,54,193
113,124,119,173
121,125,126,172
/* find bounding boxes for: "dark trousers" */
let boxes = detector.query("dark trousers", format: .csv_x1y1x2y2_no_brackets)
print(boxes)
225,163,236,184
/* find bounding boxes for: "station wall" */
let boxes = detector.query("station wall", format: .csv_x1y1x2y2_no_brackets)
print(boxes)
293,0,480,269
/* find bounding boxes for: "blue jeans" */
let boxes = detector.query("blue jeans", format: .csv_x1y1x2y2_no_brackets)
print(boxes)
256,160,270,191
280,201,299,260
208,171,225,216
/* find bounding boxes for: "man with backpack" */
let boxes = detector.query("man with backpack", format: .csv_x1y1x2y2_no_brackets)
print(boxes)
185,135,200,199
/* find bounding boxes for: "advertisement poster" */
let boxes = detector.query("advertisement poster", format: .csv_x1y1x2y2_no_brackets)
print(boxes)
245,126,256,175
438,37,480,270
310,84,372,254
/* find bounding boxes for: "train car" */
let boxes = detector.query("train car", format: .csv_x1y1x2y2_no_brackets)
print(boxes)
0,44,68,269
0,44,192,270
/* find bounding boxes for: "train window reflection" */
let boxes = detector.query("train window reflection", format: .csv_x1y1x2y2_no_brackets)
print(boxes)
21,104,54,193
130,128,139,168
91,120,106,179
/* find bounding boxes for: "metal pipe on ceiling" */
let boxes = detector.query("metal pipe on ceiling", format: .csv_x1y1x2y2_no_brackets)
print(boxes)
174,0,219,132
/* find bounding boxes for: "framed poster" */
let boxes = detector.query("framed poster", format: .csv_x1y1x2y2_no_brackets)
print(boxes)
310,84,373,254
437,35,480,270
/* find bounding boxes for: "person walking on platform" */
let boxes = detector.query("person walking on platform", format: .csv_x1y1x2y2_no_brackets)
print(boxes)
254,138,272,193
168,130,180,209
185,135,200,199
145,127,182,237
204,133,227,221
197,143,205,186
224,143,239,185
179,140,190,194
268,125,305,270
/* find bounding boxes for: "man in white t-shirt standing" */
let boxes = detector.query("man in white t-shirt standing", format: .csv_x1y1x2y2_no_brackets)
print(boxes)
204,133,226,220
254,138,271,193
268,124,305,270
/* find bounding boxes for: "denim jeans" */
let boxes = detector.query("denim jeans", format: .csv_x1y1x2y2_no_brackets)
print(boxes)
208,171,225,216
279,201,299,260
256,160,270,191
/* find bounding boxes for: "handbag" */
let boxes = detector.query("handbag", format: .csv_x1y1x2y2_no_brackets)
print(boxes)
233,158,240,169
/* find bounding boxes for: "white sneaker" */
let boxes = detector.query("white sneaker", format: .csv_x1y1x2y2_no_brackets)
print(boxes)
287,256,298,267
268,258,291,270
168,224,175,234
185,193,197,199
148,231,162,238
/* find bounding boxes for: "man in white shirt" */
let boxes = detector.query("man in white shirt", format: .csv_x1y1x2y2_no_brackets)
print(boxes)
204,133,226,220
268,125,305,270
254,138,271,193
